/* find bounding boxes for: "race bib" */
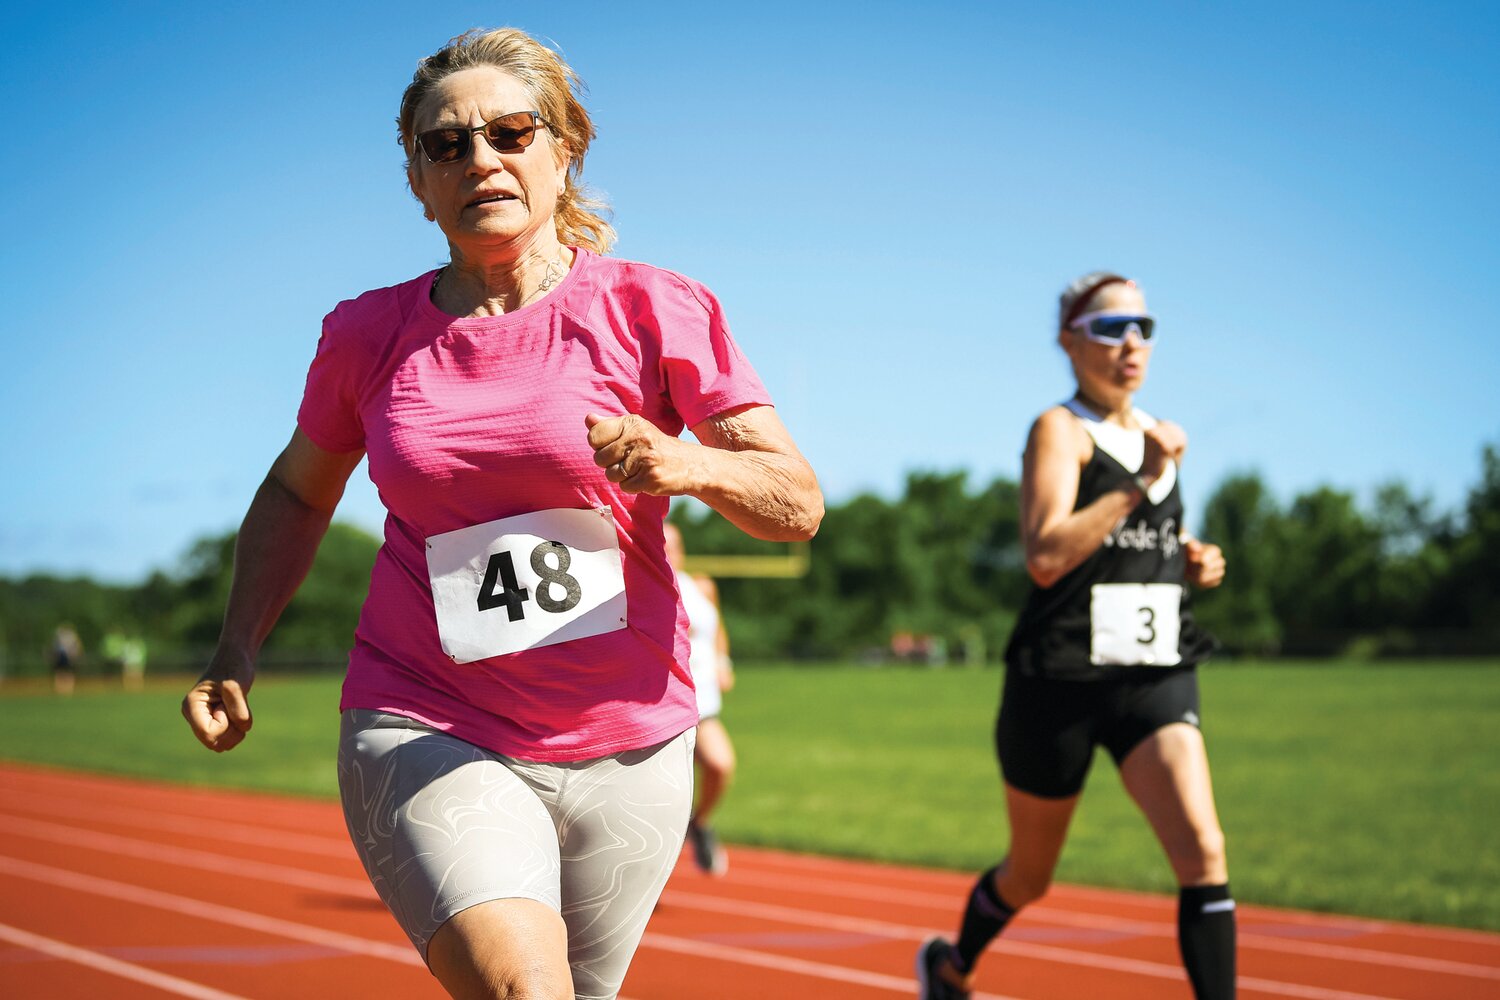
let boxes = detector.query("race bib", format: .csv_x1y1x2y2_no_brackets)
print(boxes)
1090,583,1182,667
425,507,628,663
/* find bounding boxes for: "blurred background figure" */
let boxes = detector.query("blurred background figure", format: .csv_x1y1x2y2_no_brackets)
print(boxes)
665,522,737,876
105,629,149,691
49,624,82,695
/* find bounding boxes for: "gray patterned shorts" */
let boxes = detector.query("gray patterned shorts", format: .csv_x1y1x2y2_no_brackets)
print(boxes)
337,709,694,1000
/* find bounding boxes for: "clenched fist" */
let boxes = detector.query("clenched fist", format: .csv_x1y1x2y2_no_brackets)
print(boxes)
586,413,700,496
1141,420,1187,484
1184,539,1226,589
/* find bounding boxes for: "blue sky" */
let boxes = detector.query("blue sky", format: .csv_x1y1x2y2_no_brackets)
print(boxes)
2,1,1496,582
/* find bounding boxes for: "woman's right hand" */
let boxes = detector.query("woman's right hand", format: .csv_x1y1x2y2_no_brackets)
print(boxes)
1141,421,1187,484
182,649,256,752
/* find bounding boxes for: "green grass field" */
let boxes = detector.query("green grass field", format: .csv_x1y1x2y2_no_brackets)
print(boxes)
1,661,1496,931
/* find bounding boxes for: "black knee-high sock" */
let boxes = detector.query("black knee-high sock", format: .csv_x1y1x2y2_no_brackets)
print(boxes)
1179,883,1236,999
952,866,1017,974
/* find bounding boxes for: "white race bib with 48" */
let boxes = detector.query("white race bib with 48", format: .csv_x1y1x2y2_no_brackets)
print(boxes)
1089,583,1182,667
425,507,628,664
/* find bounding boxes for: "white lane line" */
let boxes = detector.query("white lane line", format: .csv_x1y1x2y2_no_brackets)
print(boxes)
0,814,374,896
726,851,1500,950
9,768,1493,956
0,809,1428,999
0,794,351,858
0,855,418,965
699,867,1500,979
7,764,1499,955
659,891,1403,1000
640,931,1019,1000
0,772,333,832
0,920,255,1000
4,781,1485,997
0,854,645,1000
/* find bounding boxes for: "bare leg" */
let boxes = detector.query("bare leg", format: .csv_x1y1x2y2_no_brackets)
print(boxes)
427,897,573,1000
691,717,735,823
943,784,1079,991
1118,723,1227,885
1120,723,1235,998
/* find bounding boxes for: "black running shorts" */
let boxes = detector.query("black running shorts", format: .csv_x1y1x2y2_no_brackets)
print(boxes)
994,667,1201,798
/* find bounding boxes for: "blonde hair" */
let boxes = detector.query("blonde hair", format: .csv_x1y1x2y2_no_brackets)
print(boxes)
397,28,616,253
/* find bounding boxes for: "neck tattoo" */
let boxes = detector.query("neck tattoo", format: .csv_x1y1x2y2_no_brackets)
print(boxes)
433,251,571,310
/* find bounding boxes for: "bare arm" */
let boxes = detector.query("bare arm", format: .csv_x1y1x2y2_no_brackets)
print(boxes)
181,429,364,751
1021,409,1184,588
586,405,823,542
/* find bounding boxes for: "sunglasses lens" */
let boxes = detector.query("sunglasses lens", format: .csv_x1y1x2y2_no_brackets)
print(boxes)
481,113,538,153
418,128,467,163
1088,316,1154,342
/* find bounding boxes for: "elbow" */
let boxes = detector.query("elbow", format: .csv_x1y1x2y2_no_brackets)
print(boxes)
757,483,824,542
793,480,825,541
769,488,824,543
1025,554,1064,590
790,492,824,541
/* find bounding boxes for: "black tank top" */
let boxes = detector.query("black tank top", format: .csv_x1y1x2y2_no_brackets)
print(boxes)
1004,401,1217,680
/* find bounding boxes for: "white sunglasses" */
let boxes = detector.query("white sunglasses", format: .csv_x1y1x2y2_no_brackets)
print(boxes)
1069,310,1157,345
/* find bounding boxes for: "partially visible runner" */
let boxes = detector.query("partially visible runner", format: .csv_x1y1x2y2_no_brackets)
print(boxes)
917,271,1233,1000
181,27,821,1000
50,624,82,696
663,522,736,875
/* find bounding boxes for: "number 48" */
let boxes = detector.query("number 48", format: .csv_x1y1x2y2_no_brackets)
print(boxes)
477,541,583,621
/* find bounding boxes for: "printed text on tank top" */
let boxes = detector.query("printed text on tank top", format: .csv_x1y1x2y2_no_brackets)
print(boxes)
1062,399,1183,667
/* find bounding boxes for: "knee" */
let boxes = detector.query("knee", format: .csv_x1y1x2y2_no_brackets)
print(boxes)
1168,826,1228,884
697,742,735,780
443,965,571,1000
994,868,1052,909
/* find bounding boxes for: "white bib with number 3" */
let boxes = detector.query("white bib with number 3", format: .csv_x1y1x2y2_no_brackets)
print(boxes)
1090,583,1182,667
425,507,628,664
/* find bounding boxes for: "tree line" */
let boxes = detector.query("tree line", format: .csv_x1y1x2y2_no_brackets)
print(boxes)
3,445,1497,677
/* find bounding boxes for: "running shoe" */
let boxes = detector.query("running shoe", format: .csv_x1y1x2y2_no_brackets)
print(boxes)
686,818,728,875
916,937,971,1000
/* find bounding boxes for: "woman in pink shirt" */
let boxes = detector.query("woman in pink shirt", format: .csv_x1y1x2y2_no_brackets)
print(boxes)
181,27,821,1000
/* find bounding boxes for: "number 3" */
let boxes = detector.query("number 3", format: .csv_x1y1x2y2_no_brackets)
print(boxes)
1137,606,1156,645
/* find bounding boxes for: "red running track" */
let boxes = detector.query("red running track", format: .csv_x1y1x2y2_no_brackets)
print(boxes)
0,761,1495,999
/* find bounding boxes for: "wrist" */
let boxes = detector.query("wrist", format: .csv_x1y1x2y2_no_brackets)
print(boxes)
1129,473,1155,504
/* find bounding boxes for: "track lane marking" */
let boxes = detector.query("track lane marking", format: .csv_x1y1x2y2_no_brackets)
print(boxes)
0,855,417,964
0,813,373,896
0,856,643,1000
689,871,1500,979
658,891,1406,1000
640,932,1019,999
0,919,255,1000
8,762,1496,957
1,768,1489,997
0,810,1441,998
0,792,351,857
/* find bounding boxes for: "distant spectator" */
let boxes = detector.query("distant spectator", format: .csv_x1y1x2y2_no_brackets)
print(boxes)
50,624,82,695
121,635,148,691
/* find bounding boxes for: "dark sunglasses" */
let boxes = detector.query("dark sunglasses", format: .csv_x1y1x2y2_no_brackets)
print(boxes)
415,111,548,164
1069,310,1157,345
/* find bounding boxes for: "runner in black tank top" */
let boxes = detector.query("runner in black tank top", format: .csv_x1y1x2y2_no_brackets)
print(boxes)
1005,397,1218,678
918,273,1237,1000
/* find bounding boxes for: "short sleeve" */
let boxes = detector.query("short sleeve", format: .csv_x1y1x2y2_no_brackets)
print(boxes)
296,304,371,453
656,278,772,429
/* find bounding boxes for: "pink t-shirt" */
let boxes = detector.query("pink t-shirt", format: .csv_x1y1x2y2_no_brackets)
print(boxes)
297,248,770,761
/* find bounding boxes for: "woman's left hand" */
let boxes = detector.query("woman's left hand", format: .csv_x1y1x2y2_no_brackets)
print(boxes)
586,413,700,496
1184,539,1226,589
